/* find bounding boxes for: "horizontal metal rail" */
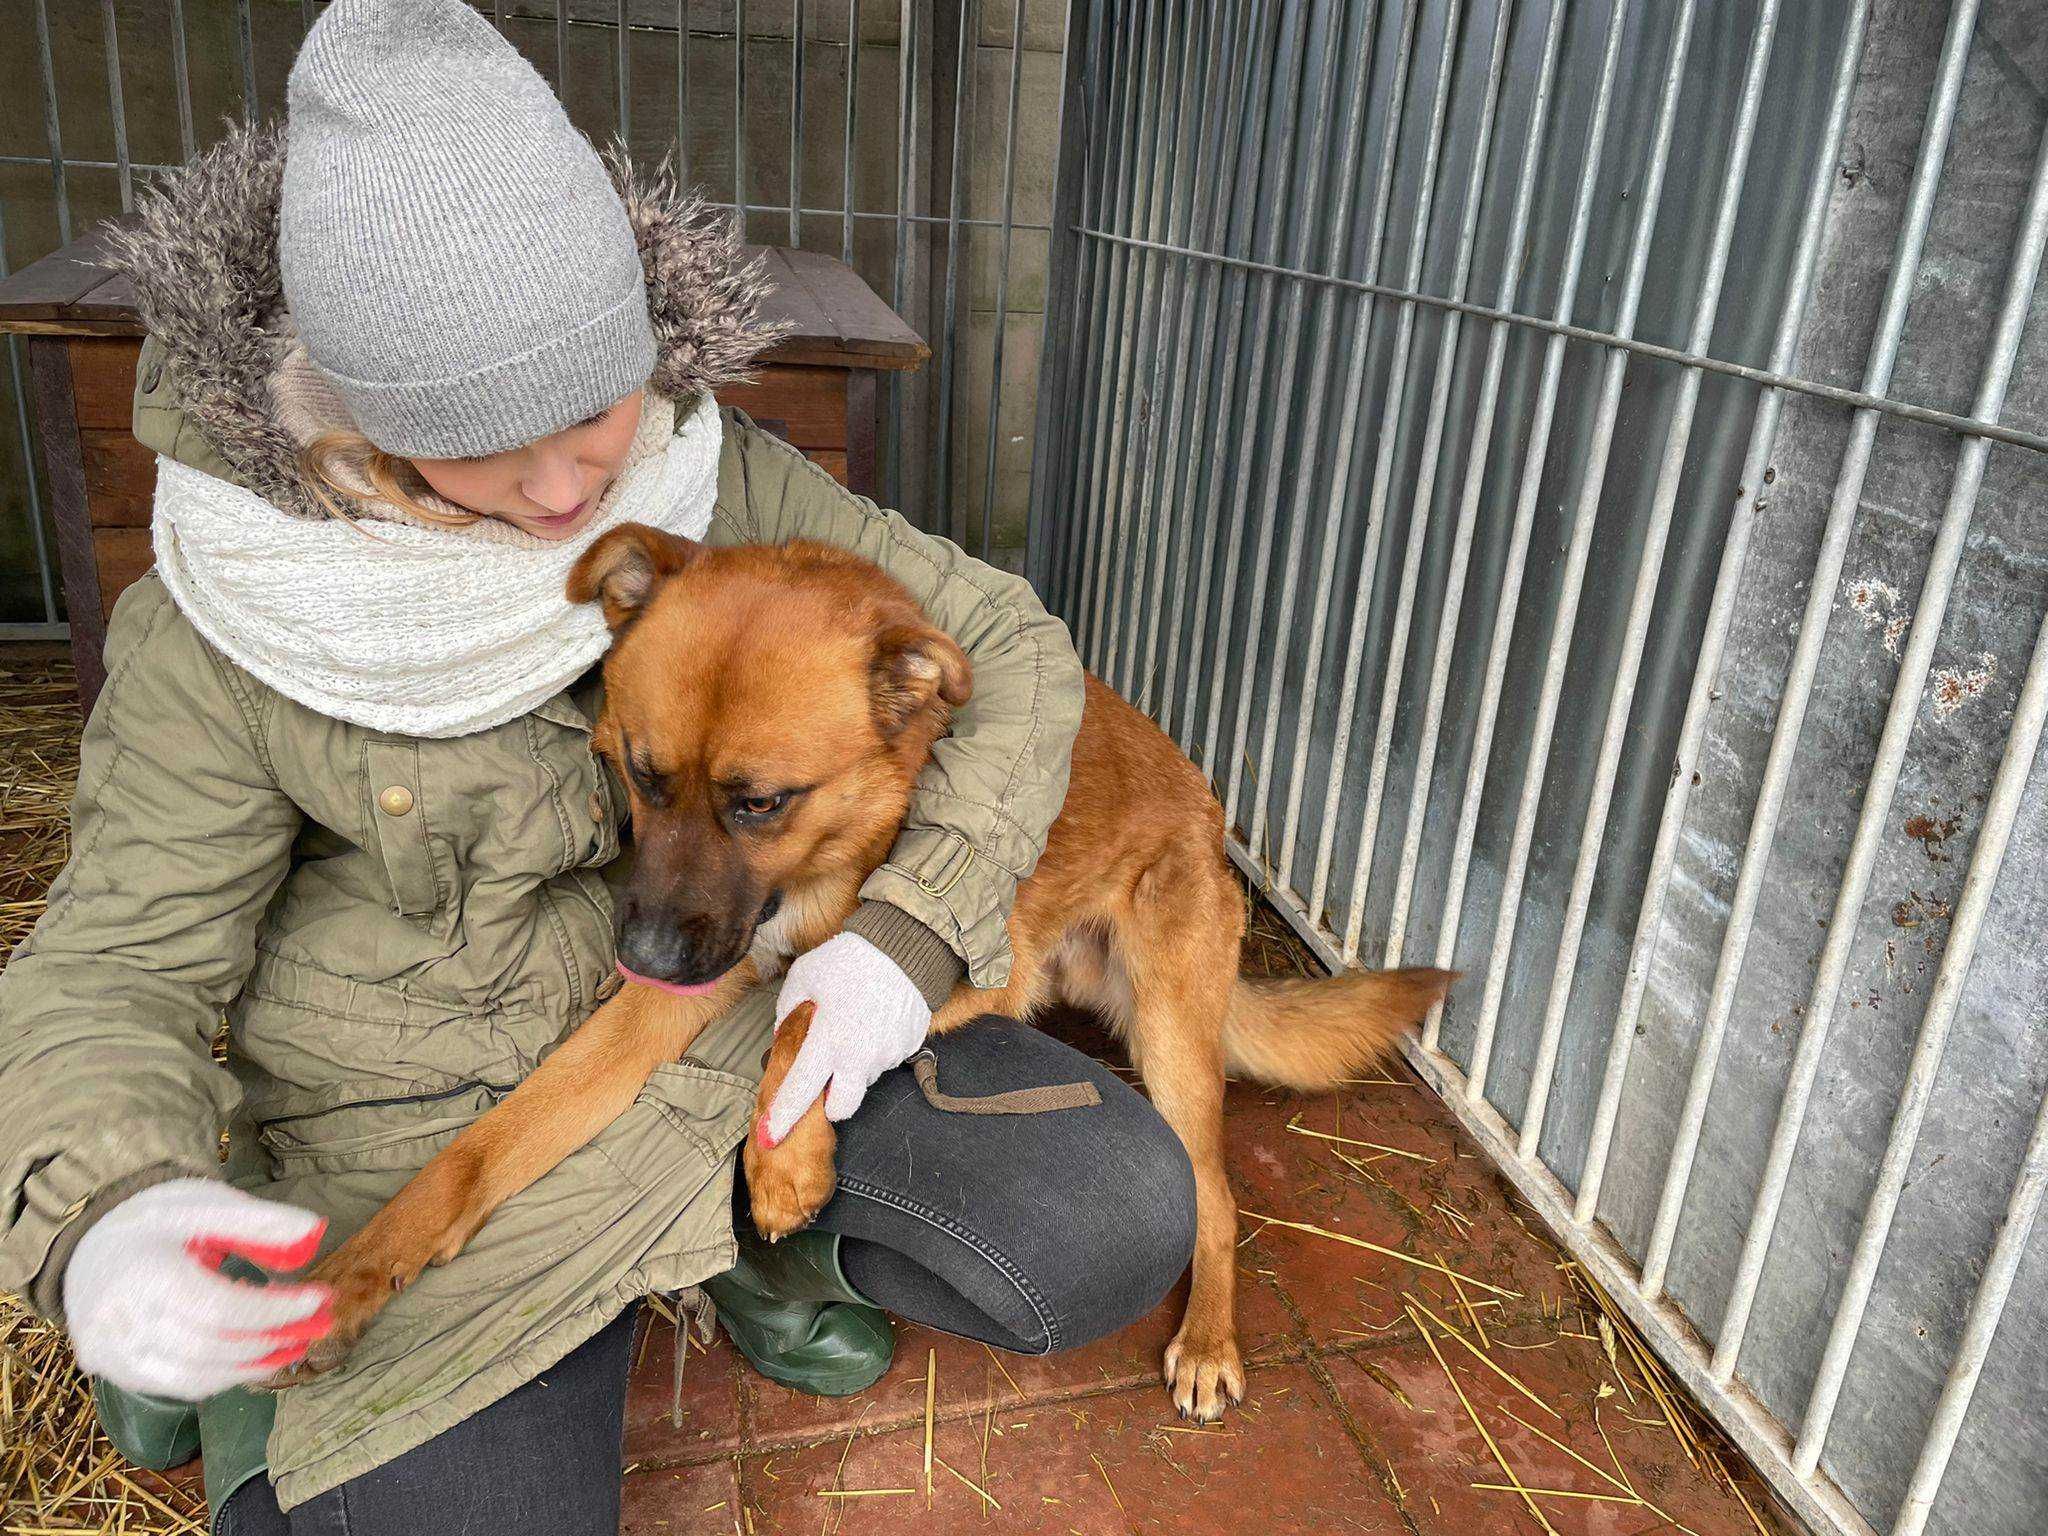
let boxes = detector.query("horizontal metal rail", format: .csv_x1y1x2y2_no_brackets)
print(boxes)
1072,225,2048,457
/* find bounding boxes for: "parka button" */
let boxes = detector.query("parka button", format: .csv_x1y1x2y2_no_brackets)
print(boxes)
588,791,606,825
377,785,415,817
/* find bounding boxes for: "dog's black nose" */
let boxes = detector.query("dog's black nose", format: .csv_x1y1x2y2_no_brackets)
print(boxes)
618,912,688,981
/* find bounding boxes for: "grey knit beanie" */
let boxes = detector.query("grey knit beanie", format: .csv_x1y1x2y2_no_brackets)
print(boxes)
279,0,656,458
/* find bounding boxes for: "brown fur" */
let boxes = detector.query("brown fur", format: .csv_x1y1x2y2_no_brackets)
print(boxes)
283,531,1451,1419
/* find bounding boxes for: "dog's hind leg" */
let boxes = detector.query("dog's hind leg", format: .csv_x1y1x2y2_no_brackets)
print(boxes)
1115,851,1247,1422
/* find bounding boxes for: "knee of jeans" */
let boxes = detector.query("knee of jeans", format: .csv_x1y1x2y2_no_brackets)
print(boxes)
1030,1105,1199,1351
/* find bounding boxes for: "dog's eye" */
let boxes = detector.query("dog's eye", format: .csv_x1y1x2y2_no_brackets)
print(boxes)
736,791,789,821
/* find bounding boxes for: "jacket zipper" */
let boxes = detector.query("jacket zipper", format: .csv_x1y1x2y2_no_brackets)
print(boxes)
260,1077,517,1129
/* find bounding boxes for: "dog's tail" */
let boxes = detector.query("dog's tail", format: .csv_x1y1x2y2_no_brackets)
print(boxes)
1221,969,1454,1091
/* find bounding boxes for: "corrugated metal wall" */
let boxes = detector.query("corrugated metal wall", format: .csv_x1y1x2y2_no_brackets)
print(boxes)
1026,3,2048,1534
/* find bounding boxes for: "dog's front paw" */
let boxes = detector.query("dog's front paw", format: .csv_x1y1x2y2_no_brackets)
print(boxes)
745,1114,838,1240
259,1230,423,1387
1164,1325,1245,1422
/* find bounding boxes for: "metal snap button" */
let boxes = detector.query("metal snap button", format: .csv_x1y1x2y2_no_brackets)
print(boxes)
377,785,415,817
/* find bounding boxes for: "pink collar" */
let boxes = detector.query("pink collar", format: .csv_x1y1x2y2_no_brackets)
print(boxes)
615,961,720,998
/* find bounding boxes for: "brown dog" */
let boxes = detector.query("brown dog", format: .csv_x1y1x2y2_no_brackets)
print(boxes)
288,527,1451,1419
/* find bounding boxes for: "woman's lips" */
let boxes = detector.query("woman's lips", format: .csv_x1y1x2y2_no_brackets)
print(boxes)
527,497,592,530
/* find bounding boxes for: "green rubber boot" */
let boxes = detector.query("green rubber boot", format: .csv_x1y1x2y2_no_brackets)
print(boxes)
702,1228,892,1397
91,1378,201,1470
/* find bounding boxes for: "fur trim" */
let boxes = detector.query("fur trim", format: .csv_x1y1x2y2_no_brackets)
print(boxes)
108,121,785,520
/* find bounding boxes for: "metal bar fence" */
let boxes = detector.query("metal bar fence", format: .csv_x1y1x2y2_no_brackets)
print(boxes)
0,0,1061,629
1028,6,2048,1536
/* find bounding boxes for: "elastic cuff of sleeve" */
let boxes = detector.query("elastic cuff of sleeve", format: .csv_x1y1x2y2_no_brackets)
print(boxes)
843,900,967,1010
33,1162,209,1323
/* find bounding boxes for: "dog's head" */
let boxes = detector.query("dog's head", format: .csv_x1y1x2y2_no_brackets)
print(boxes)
567,525,972,988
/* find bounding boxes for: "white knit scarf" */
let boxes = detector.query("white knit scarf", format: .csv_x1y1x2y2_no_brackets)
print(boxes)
152,392,721,738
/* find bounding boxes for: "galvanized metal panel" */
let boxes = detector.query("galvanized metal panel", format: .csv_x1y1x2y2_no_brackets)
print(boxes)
1029,3,2048,1534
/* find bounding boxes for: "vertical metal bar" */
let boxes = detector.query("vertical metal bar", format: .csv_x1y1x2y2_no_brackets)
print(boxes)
1632,0,1984,1286
842,0,860,264
1510,0,1789,1157
1023,0,1094,599
1382,0,1571,980
1111,0,1212,683
1462,0,1705,1101
1573,0,1888,1222
738,0,753,224
618,0,633,141
935,0,980,537
1334,0,1514,964
1191,5,1315,774
1704,122,2048,1383
1148,0,1261,729
1888,1075,2048,1536
1170,0,1291,750
1797,596,2048,1477
791,0,807,246
887,0,917,509
170,0,196,162
1078,0,1163,670
679,1,692,187
0,203,58,627
1094,0,1186,678
979,0,1032,561
1414,0,1635,1023
1260,0,1477,886
1063,2,1140,643
1130,0,1239,712
32,0,69,247
1212,0,1363,823
237,0,258,118
1279,0,1423,900
101,0,133,214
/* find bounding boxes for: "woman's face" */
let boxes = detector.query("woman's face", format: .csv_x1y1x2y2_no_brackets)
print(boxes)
408,389,646,541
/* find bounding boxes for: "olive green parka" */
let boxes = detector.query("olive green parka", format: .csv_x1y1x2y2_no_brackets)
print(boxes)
0,127,1082,1509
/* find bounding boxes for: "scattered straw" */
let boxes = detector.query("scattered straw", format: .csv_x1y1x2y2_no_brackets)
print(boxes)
1285,1120,1435,1163
922,1347,937,1508
1241,1211,1521,1299
1403,1296,1557,1420
935,1455,1001,1512
1406,1300,1557,1536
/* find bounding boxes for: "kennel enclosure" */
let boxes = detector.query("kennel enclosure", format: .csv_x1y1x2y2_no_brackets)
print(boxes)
1025,4,2048,1536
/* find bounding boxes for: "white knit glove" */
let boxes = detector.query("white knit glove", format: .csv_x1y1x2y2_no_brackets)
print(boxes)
761,933,932,1146
62,1179,333,1401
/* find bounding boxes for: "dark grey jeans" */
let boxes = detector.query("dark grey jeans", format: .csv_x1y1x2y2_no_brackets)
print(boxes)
220,1016,1196,1535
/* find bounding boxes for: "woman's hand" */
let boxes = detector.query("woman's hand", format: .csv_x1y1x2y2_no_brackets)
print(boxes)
761,933,932,1146
62,1179,333,1400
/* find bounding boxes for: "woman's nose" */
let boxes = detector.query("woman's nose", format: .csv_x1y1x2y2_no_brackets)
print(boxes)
522,451,586,515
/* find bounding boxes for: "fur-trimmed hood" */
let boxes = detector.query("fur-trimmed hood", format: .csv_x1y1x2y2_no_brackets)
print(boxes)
108,121,783,520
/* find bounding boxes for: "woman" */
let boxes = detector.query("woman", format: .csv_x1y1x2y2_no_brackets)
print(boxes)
0,3,1196,1531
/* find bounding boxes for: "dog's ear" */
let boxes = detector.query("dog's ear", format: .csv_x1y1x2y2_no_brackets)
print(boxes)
870,623,973,734
566,525,700,630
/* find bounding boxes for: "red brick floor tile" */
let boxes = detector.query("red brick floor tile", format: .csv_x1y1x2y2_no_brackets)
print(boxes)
738,1261,1301,1452
625,1307,747,1466
1324,1328,1793,1536
1226,1067,1570,1348
622,1454,745,1535
733,1361,1406,1534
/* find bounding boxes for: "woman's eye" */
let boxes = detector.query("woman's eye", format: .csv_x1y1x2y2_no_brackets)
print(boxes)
738,792,788,819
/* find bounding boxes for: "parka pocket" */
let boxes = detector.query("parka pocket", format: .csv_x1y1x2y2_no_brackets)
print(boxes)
591,1060,757,1199
363,741,443,920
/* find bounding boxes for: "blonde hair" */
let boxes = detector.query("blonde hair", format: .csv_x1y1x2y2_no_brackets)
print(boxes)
298,429,482,529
